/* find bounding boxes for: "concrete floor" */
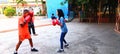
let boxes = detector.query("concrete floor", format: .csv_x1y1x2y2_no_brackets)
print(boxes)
0,17,120,54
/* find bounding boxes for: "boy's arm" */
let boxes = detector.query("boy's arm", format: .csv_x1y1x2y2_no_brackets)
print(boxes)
20,20,26,27
20,15,31,27
19,17,27,27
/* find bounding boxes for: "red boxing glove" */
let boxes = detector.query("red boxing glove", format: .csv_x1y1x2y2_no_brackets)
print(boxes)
52,19,56,26
25,15,31,22
56,19,60,25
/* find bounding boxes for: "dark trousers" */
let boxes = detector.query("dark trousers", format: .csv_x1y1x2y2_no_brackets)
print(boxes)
28,22,36,34
60,32,67,49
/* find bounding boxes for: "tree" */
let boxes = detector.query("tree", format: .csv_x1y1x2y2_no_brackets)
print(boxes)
61,0,118,23
61,0,89,9
62,0,90,18
35,0,38,6
41,0,46,15
16,0,27,6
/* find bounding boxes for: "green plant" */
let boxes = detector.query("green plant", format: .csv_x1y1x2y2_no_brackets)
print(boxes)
37,12,40,16
61,0,89,6
16,0,27,6
4,6,16,17
18,12,22,16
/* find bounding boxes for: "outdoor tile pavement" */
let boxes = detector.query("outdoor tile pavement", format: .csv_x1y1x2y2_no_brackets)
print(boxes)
0,16,120,54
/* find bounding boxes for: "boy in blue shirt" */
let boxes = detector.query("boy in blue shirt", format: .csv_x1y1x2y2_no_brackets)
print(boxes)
51,13,57,19
51,13,59,26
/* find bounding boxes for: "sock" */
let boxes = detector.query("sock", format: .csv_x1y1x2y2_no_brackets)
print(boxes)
14,50,17,53
65,43,68,45
60,49,64,50
31,47,34,49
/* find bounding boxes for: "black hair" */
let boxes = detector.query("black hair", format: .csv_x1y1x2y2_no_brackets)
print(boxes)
23,9,29,14
52,13,54,15
57,9,65,20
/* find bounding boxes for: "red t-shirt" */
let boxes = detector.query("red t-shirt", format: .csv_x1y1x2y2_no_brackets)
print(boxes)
29,11,34,22
18,16,31,41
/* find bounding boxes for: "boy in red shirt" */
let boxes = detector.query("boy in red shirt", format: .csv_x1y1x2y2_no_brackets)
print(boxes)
28,10,38,36
14,9,38,54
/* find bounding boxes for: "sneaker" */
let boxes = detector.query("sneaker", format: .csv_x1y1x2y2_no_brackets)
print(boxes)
64,44,69,48
31,48,38,52
33,34,38,36
57,49,64,53
13,52,17,54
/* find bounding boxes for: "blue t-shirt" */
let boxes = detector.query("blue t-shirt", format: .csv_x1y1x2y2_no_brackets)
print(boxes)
59,17,68,33
51,15,56,19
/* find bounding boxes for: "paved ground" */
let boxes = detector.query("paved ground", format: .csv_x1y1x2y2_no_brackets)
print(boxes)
0,15,120,54
0,15,51,33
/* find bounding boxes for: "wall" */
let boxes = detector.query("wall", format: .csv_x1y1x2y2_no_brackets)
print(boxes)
46,0,68,19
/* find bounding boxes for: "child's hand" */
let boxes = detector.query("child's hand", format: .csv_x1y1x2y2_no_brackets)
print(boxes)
20,23,24,27
20,22,26,27
52,19,56,26
25,15,31,22
58,23,62,26
64,19,67,22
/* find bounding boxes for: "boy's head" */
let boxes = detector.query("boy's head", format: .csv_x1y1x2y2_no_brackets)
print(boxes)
52,13,54,16
23,9,29,17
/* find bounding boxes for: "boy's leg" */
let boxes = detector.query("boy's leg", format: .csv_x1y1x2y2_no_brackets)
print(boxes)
28,38,38,52
31,24,38,36
28,26,31,34
31,24,36,34
14,41,22,54
15,41,22,51
28,38,33,47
